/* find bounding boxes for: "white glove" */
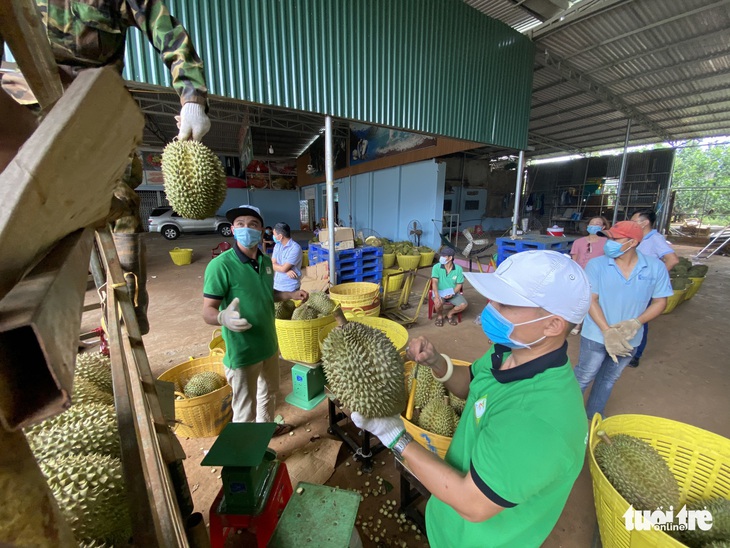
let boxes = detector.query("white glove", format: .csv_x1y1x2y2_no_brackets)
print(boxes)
612,318,642,341
602,326,634,364
351,412,405,449
217,298,252,332
176,102,211,141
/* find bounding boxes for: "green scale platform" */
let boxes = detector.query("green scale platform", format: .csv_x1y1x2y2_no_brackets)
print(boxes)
285,362,327,410
201,422,279,515
268,483,360,547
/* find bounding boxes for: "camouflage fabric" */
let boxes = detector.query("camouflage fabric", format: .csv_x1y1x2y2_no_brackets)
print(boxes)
3,0,207,107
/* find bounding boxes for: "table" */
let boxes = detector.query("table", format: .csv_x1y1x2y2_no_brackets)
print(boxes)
394,455,429,534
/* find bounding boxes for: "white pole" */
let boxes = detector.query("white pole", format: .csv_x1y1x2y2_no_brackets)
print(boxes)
325,116,336,285
510,150,526,238
612,118,632,226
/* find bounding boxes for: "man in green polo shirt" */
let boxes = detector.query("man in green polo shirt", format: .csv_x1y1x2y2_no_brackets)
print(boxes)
203,205,307,436
431,246,468,326
352,250,591,547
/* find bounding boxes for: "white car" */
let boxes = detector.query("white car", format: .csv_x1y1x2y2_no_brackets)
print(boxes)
148,207,232,240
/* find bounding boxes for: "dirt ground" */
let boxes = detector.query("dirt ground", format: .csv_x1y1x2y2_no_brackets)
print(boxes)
80,233,730,547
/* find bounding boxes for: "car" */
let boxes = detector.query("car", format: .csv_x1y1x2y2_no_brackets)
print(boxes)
148,206,232,240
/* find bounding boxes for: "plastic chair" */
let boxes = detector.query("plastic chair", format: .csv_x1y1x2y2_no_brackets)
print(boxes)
211,241,232,258
427,290,462,323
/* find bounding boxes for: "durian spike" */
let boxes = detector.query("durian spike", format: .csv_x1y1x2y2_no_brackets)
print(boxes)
596,430,613,445
405,365,418,421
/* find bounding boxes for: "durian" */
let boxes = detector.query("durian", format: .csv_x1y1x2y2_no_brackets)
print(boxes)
291,303,319,320
322,318,406,418
688,265,709,277
448,392,466,416
161,140,227,219
25,404,116,436
275,300,296,320
671,277,689,290
408,364,446,408
183,371,226,398
677,498,730,547
73,376,115,407
79,539,114,548
26,409,121,461
307,292,336,317
76,352,113,394
40,454,131,544
418,398,458,437
594,432,680,511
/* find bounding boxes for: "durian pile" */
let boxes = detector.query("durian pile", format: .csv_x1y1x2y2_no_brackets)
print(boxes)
405,364,463,438
24,351,131,546
276,291,337,321
594,431,730,547
160,140,227,219
391,241,422,257
321,314,406,418
670,257,709,290
182,371,226,398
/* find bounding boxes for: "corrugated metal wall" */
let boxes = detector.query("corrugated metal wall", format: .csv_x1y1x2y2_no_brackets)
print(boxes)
123,0,534,149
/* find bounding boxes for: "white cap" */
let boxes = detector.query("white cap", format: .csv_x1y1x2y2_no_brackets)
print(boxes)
464,250,590,324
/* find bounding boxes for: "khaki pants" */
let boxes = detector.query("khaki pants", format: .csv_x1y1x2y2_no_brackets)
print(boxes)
224,352,280,423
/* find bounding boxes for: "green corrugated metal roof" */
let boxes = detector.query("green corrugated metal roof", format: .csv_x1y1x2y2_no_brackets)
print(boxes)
124,0,534,149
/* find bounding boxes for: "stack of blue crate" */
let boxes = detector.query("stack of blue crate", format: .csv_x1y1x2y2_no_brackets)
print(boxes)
307,243,384,283
495,236,577,264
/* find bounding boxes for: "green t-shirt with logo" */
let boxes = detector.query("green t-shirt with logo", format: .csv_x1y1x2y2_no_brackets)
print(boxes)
431,263,464,292
425,343,587,548
203,247,278,369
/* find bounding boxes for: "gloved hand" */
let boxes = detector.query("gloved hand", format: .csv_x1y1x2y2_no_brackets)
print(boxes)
217,298,252,332
176,102,211,141
612,318,642,341
602,326,634,364
351,412,405,449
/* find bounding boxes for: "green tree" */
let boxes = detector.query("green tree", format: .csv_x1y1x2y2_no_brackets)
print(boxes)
672,142,730,225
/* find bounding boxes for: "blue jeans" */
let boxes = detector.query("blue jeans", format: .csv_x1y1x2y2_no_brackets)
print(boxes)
574,336,636,419
634,323,648,359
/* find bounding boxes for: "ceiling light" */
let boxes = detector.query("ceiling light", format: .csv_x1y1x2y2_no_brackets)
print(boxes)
268,145,274,155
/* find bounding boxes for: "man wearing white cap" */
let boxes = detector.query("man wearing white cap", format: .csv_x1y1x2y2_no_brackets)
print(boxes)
351,250,591,547
202,205,308,436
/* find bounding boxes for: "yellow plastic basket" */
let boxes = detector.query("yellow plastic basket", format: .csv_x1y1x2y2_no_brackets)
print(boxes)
662,288,686,314
319,316,409,353
344,303,381,318
382,269,405,293
396,254,421,271
157,355,232,438
329,282,380,308
588,413,730,548
401,359,471,459
208,328,226,355
683,276,705,301
169,247,193,266
383,253,396,269
418,251,435,268
276,313,336,364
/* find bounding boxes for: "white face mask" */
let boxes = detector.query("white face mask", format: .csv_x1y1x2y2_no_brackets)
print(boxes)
439,256,448,265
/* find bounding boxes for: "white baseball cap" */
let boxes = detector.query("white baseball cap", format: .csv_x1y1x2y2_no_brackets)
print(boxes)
464,250,590,324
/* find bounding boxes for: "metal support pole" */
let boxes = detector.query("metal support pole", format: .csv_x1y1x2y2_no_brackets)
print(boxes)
612,119,632,226
510,150,526,238
658,148,677,233
325,116,336,285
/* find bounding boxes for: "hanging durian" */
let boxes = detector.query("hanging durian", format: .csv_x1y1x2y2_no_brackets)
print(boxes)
322,311,406,418
161,140,227,219
183,371,226,398
594,431,680,511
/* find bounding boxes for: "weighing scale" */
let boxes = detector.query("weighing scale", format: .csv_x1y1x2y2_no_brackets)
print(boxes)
284,362,327,410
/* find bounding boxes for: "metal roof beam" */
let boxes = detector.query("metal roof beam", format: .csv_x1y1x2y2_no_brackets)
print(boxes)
606,50,730,87
621,67,730,98
527,132,585,154
528,0,631,41
626,83,730,106
535,49,674,141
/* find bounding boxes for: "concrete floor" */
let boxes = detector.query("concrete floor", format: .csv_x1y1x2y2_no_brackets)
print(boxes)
81,233,730,547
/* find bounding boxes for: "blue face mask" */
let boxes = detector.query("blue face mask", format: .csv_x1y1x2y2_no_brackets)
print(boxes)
233,227,262,249
604,239,629,259
480,303,553,349
586,225,602,235
439,256,448,265
273,234,282,244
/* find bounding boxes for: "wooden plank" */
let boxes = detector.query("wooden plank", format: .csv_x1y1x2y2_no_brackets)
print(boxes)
0,0,64,109
0,67,144,301
0,229,93,430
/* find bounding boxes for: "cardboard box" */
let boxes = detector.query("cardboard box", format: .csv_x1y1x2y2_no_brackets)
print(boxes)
318,227,355,250
300,261,330,293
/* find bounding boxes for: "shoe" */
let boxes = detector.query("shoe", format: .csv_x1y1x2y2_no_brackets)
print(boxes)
272,423,294,437
628,357,640,368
